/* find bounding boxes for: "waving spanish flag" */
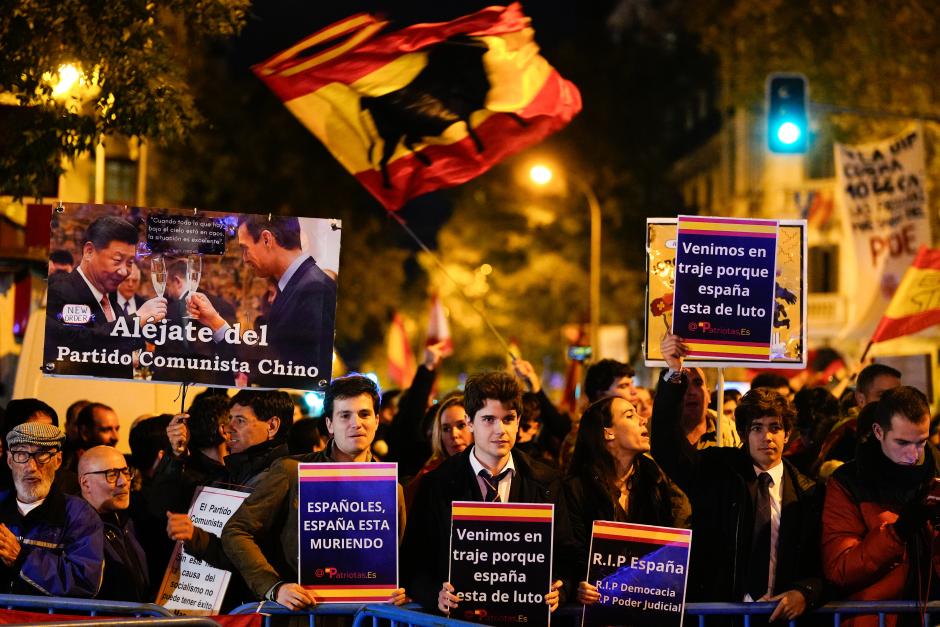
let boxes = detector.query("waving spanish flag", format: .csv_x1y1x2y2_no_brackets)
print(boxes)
253,3,581,210
870,246,940,343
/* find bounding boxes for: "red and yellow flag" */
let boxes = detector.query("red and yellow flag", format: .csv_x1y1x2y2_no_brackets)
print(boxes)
387,312,415,388
870,246,940,344
253,3,582,210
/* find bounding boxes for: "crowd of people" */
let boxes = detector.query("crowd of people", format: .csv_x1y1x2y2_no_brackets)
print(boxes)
0,332,938,625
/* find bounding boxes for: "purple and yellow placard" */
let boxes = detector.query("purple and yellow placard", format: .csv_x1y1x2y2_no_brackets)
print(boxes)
298,462,398,602
672,215,778,361
449,502,554,627
583,521,692,627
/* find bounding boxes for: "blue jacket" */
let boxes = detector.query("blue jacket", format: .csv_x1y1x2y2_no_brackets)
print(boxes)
0,485,104,597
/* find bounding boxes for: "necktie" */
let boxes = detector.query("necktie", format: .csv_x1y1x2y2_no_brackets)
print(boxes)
748,472,773,599
122,300,130,316
478,469,511,502
100,295,116,323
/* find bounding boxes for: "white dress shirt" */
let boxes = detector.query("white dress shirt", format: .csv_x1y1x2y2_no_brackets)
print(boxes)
745,461,785,600
468,446,516,503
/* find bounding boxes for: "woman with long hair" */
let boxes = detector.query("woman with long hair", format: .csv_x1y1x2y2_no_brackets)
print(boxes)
404,392,472,511
564,395,691,605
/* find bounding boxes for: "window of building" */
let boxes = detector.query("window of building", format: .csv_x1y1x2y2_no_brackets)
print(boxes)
808,244,839,293
105,159,138,204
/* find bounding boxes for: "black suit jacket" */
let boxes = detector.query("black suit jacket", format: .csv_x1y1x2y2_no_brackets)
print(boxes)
649,371,824,607
401,447,571,612
45,269,141,378
252,256,336,388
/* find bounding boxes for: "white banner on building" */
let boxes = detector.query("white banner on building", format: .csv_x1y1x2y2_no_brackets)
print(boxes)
834,126,931,339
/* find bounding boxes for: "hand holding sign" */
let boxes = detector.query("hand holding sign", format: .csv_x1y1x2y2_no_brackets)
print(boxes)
577,581,601,605
438,581,459,612
166,511,195,542
137,296,168,324
545,579,563,612
388,588,409,606
276,583,316,610
660,333,688,372
167,414,189,457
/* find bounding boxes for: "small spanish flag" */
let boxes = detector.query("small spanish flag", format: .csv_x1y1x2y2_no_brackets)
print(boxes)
253,3,581,210
870,246,940,343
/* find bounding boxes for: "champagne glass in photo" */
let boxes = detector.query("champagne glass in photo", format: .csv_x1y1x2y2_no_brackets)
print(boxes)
151,256,167,298
184,254,202,318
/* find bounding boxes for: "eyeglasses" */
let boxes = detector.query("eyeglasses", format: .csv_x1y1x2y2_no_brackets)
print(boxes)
82,467,133,484
9,449,59,464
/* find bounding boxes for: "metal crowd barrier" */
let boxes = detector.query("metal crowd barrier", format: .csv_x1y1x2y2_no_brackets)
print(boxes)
0,593,173,617
4,619,221,627
687,600,940,627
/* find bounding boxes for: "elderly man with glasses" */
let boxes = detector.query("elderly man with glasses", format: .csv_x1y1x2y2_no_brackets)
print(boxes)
79,446,148,602
0,423,103,597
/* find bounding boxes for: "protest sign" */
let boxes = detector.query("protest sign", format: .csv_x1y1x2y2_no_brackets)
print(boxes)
672,215,778,362
157,487,249,615
582,521,692,627
835,126,931,339
645,218,807,369
298,463,399,602
448,502,553,627
43,202,340,391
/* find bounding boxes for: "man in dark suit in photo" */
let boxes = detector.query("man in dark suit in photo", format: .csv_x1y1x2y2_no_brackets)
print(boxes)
188,214,336,387
45,215,167,379
115,261,147,316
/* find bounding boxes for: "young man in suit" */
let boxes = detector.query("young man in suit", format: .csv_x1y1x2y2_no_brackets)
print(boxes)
651,334,823,623
187,214,336,388
401,371,568,616
45,215,167,378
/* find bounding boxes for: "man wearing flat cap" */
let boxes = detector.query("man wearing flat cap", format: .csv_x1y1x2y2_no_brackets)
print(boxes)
0,423,104,597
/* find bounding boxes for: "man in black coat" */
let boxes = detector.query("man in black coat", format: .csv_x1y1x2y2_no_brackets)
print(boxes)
187,214,336,388
401,371,570,616
651,333,823,623
45,215,167,379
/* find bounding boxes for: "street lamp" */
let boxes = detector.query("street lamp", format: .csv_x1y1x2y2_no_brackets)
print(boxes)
527,163,602,356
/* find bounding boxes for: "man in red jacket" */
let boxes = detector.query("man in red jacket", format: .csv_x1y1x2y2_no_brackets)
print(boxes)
822,385,940,627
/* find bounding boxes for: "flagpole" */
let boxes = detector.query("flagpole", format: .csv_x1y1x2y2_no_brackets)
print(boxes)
385,209,518,360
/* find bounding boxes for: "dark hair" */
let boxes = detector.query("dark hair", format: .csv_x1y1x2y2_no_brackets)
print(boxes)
569,397,638,514
324,375,381,420
380,389,402,413
288,417,327,454
187,395,229,450
76,402,114,436
3,398,59,429
167,258,188,280
708,388,742,411
49,249,73,265
734,388,796,439
464,371,522,421
873,385,929,432
129,414,172,470
229,390,294,438
750,372,791,392
793,387,838,434
856,402,880,440
857,363,902,396
85,215,139,250
238,214,301,250
584,359,635,403
521,392,543,425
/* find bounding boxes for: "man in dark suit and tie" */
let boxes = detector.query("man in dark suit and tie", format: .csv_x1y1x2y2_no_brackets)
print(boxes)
45,215,167,379
651,333,823,623
188,214,336,388
401,371,569,616
115,261,147,316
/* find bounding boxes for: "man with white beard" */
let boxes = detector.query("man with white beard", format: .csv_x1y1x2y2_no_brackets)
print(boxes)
0,423,103,597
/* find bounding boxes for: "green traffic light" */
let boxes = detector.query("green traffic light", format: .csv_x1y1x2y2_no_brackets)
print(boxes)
776,121,802,145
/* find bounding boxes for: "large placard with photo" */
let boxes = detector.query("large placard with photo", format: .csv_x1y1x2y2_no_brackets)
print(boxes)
43,203,340,391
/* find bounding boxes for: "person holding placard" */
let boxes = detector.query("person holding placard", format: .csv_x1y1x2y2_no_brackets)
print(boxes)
651,334,823,623
563,395,690,606
401,371,569,615
221,375,407,610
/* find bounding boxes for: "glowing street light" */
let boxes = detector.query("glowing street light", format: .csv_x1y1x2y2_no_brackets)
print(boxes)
47,64,82,98
529,164,554,186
